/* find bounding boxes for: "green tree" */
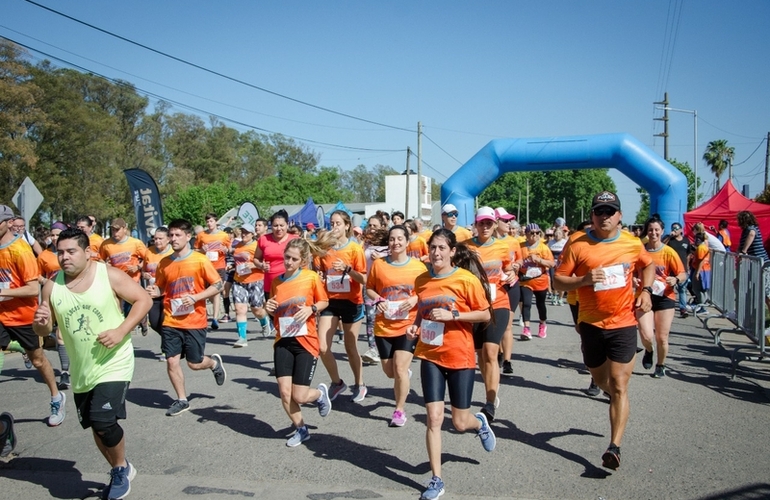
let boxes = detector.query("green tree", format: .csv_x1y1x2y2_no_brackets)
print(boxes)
341,164,398,202
703,139,734,193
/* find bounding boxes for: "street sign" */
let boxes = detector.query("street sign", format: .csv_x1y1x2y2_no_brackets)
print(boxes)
12,177,43,224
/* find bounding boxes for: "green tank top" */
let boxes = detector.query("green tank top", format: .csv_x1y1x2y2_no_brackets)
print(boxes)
51,262,134,393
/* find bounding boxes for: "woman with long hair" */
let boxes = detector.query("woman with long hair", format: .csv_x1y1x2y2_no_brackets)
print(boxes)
493,208,522,377
519,224,555,339
636,216,686,378
737,210,770,314
361,214,389,364
366,225,426,426
406,229,495,500
315,210,368,402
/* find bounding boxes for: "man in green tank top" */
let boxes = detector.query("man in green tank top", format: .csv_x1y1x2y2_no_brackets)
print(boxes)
34,228,152,500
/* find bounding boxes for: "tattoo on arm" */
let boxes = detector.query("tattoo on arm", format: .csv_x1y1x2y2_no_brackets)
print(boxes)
214,281,223,291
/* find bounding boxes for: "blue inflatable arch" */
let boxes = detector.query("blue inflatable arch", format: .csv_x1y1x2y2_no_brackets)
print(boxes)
441,133,687,228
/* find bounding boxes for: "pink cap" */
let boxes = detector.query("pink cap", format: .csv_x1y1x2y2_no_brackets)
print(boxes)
475,206,496,223
494,207,515,221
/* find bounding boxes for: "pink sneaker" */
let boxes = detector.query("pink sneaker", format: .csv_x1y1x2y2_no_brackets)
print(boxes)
521,326,532,340
390,409,407,427
538,323,547,338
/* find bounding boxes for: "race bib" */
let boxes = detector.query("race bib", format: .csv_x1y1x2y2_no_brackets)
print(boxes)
385,300,409,320
594,264,626,292
327,275,351,293
0,281,9,301
170,298,194,317
236,263,251,276
525,267,543,278
420,320,444,346
206,251,219,262
490,285,497,302
651,279,666,296
279,316,308,337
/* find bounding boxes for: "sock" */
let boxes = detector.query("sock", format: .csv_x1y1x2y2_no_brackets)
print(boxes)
258,316,267,327
179,398,188,403
52,393,63,403
0,350,4,375
57,343,70,372
223,298,231,315
237,322,247,339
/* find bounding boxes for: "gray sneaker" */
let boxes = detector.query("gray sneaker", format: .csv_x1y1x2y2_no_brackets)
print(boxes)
350,384,368,403
0,412,17,457
58,372,71,390
316,383,332,417
475,412,496,452
48,392,66,427
233,338,248,348
211,353,226,386
286,425,310,447
328,380,347,401
166,399,190,416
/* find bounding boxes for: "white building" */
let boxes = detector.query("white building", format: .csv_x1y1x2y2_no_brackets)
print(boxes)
366,173,434,223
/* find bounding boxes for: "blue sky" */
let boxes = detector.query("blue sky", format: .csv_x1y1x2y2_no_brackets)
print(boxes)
3,0,769,220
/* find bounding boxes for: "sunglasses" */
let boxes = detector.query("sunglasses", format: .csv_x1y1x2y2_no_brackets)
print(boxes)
593,207,617,217
445,212,459,217
527,231,542,236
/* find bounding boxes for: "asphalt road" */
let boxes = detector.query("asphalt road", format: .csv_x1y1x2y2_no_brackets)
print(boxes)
1,304,770,500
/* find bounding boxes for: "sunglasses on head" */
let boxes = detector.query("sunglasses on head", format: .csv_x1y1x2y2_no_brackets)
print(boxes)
445,212,459,217
593,207,617,217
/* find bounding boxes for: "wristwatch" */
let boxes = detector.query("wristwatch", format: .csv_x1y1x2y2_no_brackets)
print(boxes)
311,304,318,313
641,286,654,295
452,309,460,319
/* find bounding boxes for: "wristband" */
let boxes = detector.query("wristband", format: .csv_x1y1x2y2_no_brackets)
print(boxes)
345,265,352,274
641,286,653,295
311,304,318,313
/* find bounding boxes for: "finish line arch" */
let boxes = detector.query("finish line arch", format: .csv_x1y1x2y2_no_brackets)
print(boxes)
441,133,687,227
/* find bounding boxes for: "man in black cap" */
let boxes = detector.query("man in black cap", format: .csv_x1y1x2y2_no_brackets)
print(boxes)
665,222,692,317
555,191,655,471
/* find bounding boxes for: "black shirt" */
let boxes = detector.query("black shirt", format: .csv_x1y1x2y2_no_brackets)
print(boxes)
667,236,691,270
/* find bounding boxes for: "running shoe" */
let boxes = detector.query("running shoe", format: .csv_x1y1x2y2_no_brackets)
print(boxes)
48,392,66,427
233,338,248,348
261,320,275,338
475,412,496,452
586,380,601,397
602,443,621,470
642,350,653,370
350,384,368,403
328,380,347,401
0,412,16,457
166,399,190,416
210,319,220,331
159,353,167,362
679,308,689,318
537,323,547,338
140,318,149,336
502,360,514,377
107,460,136,499
421,476,445,500
361,348,380,364
518,316,524,327
219,314,232,323
521,326,532,340
390,409,407,427
58,371,71,390
695,306,707,315
286,425,310,447
480,402,496,422
316,383,332,417
652,364,667,378
22,353,32,369
211,353,226,385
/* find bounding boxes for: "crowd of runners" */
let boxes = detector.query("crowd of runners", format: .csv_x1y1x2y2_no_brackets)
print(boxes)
1,192,768,500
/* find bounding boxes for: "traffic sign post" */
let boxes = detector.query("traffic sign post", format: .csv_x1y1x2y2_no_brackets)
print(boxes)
11,177,44,224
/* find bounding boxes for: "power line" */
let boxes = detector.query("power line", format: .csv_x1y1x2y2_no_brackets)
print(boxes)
697,115,765,140
24,0,417,133
421,133,463,165
731,137,767,167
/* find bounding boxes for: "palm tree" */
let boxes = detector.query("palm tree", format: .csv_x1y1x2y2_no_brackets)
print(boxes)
703,139,735,193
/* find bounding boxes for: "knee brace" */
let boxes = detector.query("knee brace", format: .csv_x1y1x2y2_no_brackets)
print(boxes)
91,420,124,448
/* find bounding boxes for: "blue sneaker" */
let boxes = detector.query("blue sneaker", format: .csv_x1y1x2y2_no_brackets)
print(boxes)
316,383,332,417
475,412,496,452
211,319,220,331
107,460,136,499
421,475,445,499
286,425,310,447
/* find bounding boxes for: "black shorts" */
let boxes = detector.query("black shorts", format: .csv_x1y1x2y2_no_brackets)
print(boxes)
320,299,364,324
473,308,510,349
225,270,236,284
273,337,318,386
578,322,638,369
651,295,676,312
569,303,579,324
161,326,207,363
73,381,129,429
216,268,227,284
375,334,417,360
0,324,39,351
420,360,475,409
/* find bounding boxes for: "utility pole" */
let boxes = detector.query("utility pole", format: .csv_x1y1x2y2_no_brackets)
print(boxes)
654,92,669,160
417,121,422,220
765,132,769,188
405,146,411,217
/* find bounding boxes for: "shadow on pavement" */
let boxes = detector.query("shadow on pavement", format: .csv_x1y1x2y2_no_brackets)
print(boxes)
190,405,282,440
695,482,770,499
0,457,103,498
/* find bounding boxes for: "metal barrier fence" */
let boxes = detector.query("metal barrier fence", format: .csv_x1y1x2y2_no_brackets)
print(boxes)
700,250,768,378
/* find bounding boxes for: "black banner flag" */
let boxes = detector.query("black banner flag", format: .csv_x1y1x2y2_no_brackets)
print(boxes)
124,168,164,242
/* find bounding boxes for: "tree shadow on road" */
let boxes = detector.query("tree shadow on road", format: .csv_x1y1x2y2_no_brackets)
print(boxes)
127,387,215,410
0,457,103,498
191,404,285,440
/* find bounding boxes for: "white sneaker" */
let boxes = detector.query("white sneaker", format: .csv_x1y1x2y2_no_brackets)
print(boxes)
48,392,66,427
233,338,248,348
361,348,380,364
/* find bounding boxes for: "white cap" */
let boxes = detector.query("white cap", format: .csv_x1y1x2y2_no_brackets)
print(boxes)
442,203,458,214
240,223,256,233
494,207,515,221
475,206,496,222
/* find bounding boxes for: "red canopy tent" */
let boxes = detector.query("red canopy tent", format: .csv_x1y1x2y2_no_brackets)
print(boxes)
683,180,770,254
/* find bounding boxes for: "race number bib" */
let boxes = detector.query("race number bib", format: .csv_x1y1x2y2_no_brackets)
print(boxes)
490,285,497,302
525,267,543,278
279,316,308,337
385,300,409,320
206,251,219,262
420,320,444,346
0,281,9,301
170,298,194,317
327,275,351,293
236,263,251,276
651,279,666,296
594,264,626,292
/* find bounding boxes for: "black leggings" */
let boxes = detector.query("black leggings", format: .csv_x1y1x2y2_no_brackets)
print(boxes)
521,287,547,323
149,297,165,334
506,282,521,313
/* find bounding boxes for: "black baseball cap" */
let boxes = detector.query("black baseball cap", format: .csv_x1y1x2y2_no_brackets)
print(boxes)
591,191,621,211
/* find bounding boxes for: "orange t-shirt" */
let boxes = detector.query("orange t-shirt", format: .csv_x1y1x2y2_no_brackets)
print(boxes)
99,237,147,282
520,240,554,291
232,240,264,284
449,225,473,243
143,245,173,280
0,235,40,326
314,240,366,304
270,269,328,357
718,229,732,250
366,257,427,337
194,230,231,270
466,237,512,309
497,235,522,262
693,242,711,272
88,233,104,261
555,230,652,329
37,249,61,280
645,244,686,301
406,236,428,261
413,267,490,370
156,250,222,330
419,229,434,242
